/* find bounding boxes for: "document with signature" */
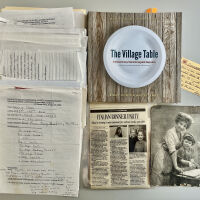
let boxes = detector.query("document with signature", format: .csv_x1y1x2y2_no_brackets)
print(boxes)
0,86,83,197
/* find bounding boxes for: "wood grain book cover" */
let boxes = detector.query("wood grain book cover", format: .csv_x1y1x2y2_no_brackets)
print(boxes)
87,12,182,103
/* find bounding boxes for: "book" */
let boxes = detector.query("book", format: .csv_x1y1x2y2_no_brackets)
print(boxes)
87,12,182,103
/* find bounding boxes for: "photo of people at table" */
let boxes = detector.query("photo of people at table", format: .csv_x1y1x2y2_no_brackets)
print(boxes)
150,106,200,186
128,125,147,152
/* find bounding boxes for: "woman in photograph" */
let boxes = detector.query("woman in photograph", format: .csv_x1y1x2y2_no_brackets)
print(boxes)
134,129,147,152
114,127,123,137
151,112,193,185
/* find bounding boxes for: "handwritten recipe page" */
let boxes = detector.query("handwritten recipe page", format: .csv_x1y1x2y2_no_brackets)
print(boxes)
0,86,83,197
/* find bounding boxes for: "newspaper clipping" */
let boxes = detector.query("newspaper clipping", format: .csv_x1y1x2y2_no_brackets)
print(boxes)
89,104,150,189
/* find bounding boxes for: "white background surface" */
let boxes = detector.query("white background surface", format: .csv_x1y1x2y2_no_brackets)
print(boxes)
0,0,200,199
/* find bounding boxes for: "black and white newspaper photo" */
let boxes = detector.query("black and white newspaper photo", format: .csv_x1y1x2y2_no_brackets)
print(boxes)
151,106,200,187
89,104,150,189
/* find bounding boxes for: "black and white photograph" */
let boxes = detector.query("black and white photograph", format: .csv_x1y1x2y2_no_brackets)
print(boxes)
151,106,200,186
128,125,147,152
109,125,127,138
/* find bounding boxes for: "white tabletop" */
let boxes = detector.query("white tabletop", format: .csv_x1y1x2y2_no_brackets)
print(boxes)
0,0,200,199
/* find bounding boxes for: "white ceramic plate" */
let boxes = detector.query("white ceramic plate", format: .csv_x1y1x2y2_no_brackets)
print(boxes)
103,25,166,88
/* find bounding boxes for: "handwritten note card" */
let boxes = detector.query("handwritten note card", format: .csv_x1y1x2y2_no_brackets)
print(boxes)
181,57,200,96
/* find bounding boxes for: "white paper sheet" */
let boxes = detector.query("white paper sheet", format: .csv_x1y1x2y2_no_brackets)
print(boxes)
0,86,83,197
0,31,86,47
0,7,75,28
74,10,86,28
0,47,86,83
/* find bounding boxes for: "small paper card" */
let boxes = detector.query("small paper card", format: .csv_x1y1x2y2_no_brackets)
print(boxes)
181,57,200,96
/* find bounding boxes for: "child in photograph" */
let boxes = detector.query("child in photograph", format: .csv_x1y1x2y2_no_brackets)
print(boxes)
151,112,193,185
134,129,147,152
177,133,198,170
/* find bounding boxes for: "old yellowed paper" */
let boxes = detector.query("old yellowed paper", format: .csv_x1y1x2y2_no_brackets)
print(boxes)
181,57,200,96
151,106,200,186
89,104,150,189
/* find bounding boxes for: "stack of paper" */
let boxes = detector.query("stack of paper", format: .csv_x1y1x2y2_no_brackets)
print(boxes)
0,7,87,85
0,7,87,197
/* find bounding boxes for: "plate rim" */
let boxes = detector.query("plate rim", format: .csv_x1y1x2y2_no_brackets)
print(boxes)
103,25,166,88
